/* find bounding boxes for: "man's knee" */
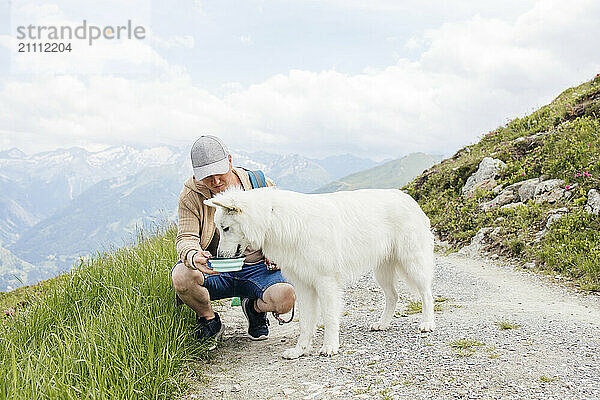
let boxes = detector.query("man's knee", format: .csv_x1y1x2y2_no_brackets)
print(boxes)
265,283,295,314
171,263,205,295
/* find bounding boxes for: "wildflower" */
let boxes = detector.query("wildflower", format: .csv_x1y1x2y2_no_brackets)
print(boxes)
565,185,571,190
4,308,14,317
521,172,526,176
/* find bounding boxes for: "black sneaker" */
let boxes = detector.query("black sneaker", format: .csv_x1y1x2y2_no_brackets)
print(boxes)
241,298,269,340
195,312,224,350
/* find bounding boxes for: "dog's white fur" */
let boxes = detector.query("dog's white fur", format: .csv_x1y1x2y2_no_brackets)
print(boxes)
204,187,435,359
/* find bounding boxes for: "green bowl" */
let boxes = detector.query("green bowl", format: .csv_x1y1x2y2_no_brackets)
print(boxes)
207,256,245,272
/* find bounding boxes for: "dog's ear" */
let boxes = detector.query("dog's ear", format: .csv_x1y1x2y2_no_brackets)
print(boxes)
204,198,242,214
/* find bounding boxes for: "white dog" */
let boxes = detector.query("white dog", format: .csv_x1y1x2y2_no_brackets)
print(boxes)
204,187,435,359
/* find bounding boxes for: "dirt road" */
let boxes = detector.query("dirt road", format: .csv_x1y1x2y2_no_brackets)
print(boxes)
186,254,600,399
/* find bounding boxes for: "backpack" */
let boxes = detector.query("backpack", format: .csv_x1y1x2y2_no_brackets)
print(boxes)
245,169,268,189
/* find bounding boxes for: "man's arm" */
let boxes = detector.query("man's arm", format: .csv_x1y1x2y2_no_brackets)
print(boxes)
175,193,222,275
175,196,202,268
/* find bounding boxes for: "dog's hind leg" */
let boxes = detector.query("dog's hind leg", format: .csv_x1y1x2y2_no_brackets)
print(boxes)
282,281,318,359
403,258,435,332
370,263,398,331
315,277,343,356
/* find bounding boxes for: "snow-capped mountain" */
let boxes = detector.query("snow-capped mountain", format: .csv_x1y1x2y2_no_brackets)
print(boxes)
0,145,378,291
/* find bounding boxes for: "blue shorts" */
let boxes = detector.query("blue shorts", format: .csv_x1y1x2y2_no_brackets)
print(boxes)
171,260,289,302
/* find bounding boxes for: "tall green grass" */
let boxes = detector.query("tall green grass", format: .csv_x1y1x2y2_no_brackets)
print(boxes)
0,226,204,399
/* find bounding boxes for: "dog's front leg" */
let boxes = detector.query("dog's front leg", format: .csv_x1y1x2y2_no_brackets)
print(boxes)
282,282,317,359
316,277,342,356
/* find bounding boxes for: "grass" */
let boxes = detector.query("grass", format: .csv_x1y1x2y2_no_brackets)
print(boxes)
539,375,558,383
1,276,63,315
496,320,521,330
0,225,206,399
449,339,484,350
404,73,600,291
449,339,484,357
402,297,451,315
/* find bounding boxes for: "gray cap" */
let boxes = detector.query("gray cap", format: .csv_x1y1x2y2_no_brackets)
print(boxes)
190,135,230,180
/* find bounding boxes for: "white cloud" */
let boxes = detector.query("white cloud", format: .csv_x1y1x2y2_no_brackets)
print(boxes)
152,35,195,49
1,0,599,159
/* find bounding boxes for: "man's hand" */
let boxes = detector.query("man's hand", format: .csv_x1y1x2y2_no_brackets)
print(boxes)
189,250,220,275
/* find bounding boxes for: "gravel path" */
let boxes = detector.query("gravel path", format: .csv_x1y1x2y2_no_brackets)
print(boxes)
186,254,600,399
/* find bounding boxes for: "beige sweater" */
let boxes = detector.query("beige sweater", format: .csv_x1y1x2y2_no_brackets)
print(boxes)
175,167,274,267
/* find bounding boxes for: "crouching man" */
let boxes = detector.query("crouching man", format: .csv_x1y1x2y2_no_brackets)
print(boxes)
171,135,295,348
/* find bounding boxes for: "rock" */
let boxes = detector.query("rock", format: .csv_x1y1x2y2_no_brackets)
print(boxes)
585,189,600,215
523,262,536,269
546,207,569,227
548,207,569,215
534,179,565,204
458,227,500,256
481,178,544,211
500,202,525,210
283,388,296,396
546,214,565,228
462,157,507,198
492,184,504,194
517,178,541,202
481,189,518,211
534,229,547,242
231,384,241,392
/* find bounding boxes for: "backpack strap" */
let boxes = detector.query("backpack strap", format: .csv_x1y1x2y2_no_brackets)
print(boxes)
247,169,267,189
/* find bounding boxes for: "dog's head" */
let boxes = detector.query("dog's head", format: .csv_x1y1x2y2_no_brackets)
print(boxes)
203,187,272,258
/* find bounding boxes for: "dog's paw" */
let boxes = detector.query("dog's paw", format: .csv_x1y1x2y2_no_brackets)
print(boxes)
282,347,307,359
369,321,391,331
419,321,436,332
319,343,339,356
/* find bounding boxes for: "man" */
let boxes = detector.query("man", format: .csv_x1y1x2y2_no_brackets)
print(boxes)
171,135,295,348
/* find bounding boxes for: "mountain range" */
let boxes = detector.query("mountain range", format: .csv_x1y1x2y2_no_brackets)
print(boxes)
0,145,439,291
312,153,444,193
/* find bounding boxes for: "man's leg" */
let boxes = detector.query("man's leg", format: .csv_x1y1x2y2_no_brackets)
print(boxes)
236,264,296,340
255,282,295,314
241,282,295,341
171,262,214,319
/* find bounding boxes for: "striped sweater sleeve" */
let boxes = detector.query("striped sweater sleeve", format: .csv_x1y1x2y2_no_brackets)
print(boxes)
175,195,201,266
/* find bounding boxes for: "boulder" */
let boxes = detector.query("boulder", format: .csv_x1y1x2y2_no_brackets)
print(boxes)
462,157,507,198
458,227,501,257
534,179,565,204
546,207,569,228
480,189,519,211
517,178,541,202
585,189,600,215
492,184,504,194
481,178,545,211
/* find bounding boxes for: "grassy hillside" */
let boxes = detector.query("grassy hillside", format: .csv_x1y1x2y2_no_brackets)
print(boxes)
313,152,443,193
405,74,600,291
1,226,205,399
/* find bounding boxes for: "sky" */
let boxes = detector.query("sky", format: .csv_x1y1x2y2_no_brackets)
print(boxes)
0,0,599,160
